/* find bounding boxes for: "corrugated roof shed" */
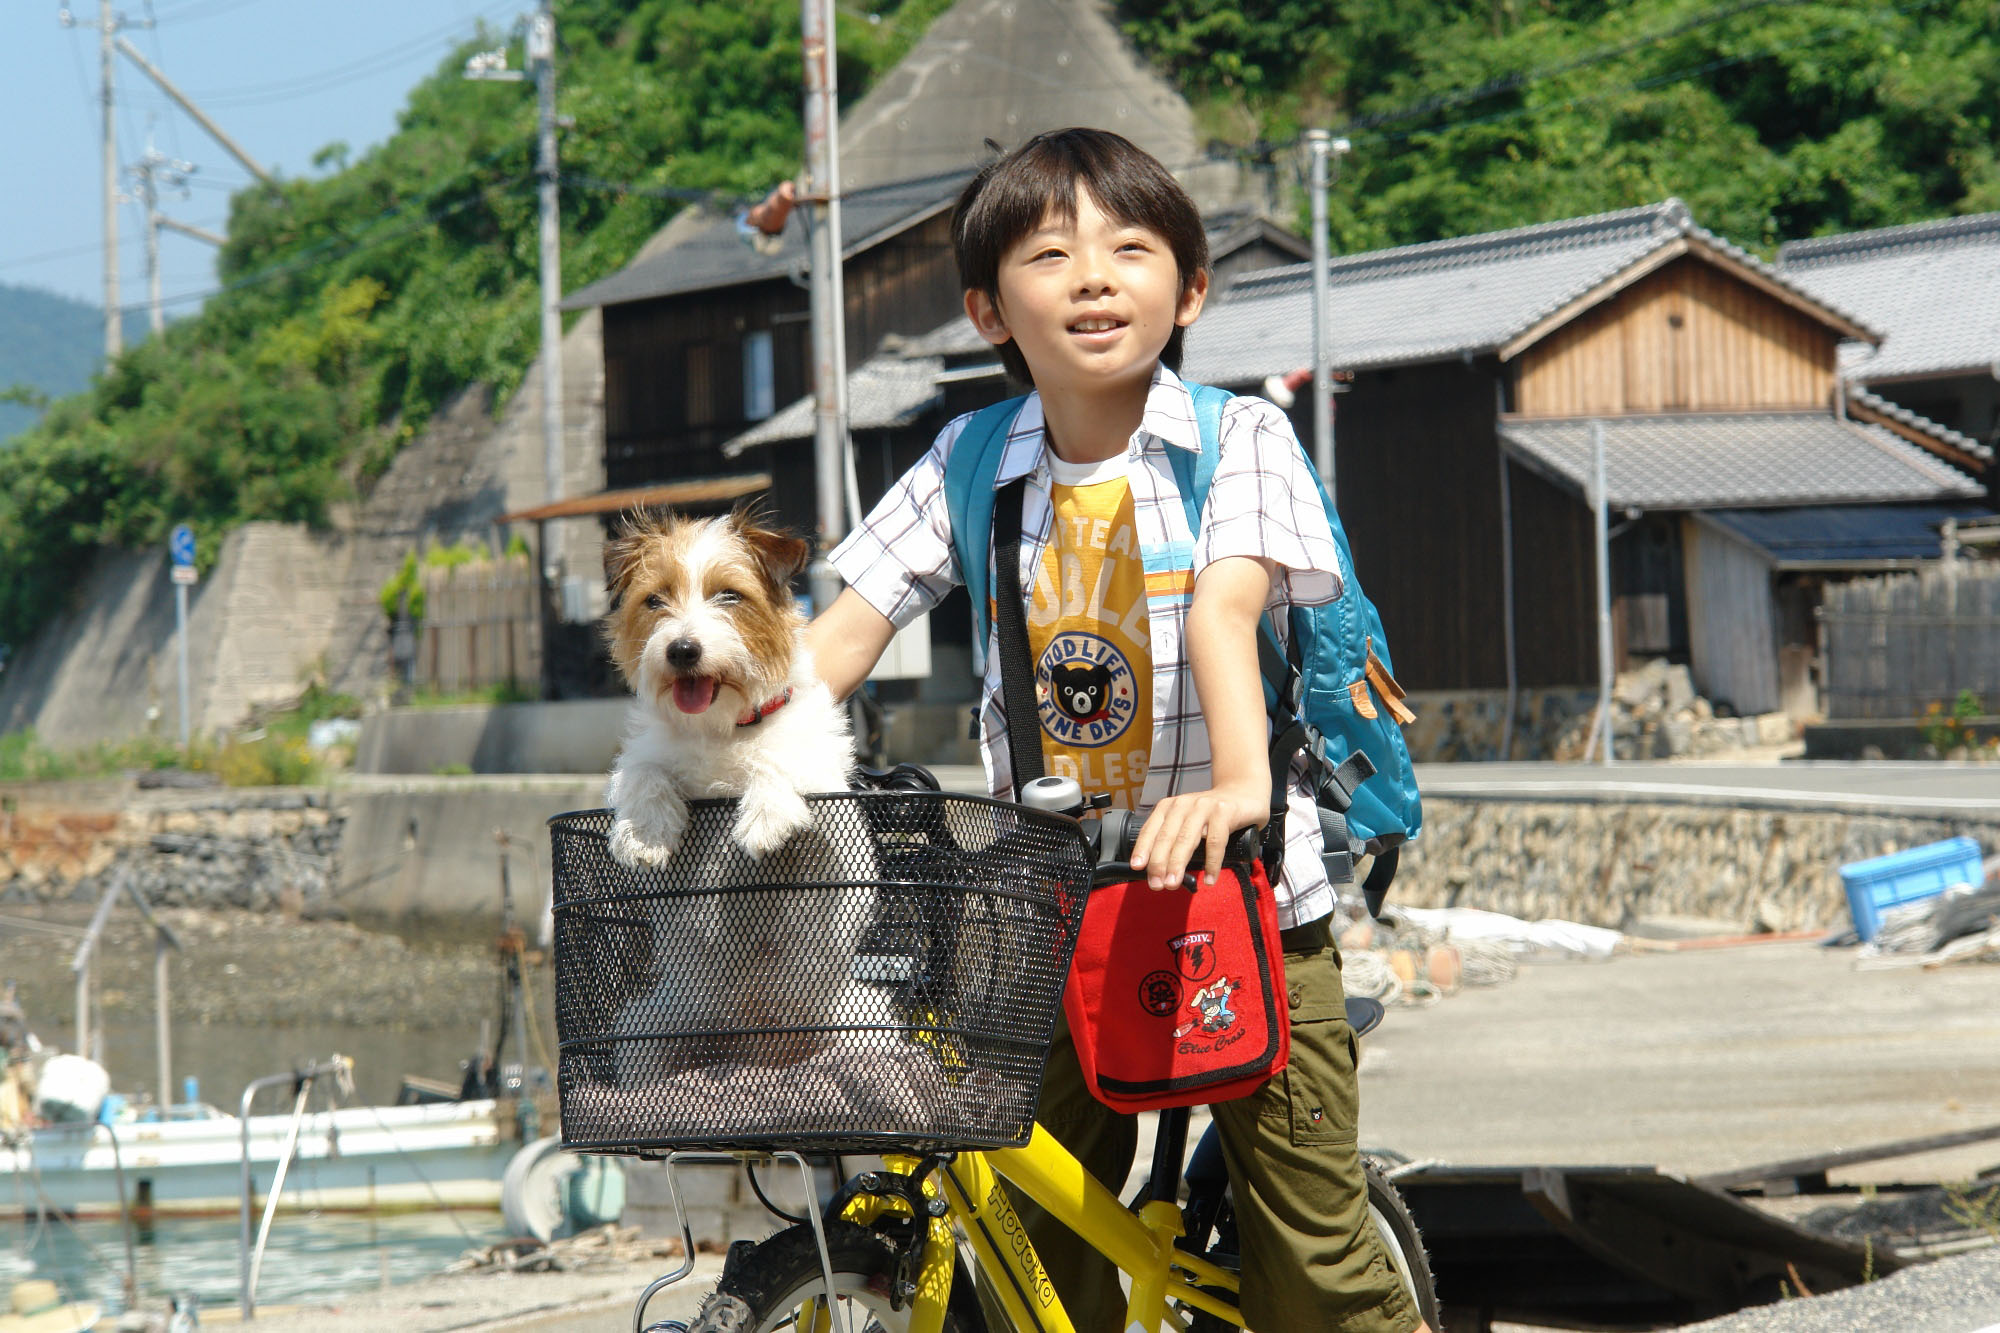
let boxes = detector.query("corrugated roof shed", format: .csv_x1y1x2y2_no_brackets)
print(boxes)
1498,412,1983,510
1183,199,1872,385
1696,503,1996,568
1779,213,2000,383
725,356,946,454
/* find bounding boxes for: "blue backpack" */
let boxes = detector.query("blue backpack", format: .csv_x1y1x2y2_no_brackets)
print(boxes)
942,383,1422,908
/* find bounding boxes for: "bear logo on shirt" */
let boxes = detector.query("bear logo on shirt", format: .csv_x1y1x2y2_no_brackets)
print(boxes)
1051,662,1113,724
1036,632,1138,747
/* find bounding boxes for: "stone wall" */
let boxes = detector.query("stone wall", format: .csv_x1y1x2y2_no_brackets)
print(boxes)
1402,663,1800,764
0,784,342,915
1395,797,2000,934
5,780,1994,942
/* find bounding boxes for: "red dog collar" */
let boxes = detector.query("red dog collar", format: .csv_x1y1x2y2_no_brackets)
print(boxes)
736,687,794,728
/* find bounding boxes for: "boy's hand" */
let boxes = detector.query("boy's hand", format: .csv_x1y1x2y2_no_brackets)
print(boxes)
1128,780,1268,891
1129,554,1278,891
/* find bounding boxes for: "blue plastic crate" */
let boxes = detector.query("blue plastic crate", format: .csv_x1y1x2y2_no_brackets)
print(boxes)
1839,836,1985,942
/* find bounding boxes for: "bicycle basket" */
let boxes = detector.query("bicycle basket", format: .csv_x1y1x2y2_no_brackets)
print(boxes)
548,791,1090,1156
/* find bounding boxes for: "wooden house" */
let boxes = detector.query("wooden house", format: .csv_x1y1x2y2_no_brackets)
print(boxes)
1184,200,1987,729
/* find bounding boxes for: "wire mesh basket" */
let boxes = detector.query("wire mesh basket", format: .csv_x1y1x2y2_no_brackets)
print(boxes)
548,791,1091,1156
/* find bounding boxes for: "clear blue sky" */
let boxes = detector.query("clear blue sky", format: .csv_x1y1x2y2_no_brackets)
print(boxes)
2,0,520,314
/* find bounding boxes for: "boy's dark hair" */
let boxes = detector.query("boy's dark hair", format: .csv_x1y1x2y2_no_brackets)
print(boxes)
952,128,1209,384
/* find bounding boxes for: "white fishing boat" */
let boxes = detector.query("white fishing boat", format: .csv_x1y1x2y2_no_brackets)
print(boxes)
0,1094,514,1219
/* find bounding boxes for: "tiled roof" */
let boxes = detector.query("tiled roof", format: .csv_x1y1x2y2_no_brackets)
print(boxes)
1498,412,1983,510
562,170,971,310
1183,199,1872,384
1778,213,2000,382
724,355,947,454
1846,386,1994,464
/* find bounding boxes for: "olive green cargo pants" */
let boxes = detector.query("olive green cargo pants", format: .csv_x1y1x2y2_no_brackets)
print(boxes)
993,918,1419,1333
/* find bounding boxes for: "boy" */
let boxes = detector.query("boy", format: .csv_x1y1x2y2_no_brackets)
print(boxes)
808,128,1426,1333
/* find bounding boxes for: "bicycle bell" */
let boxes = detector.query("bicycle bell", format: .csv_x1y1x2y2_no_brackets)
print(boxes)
1019,775,1085,816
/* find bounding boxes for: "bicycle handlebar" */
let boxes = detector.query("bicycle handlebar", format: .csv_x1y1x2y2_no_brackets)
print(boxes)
852,763,1258,890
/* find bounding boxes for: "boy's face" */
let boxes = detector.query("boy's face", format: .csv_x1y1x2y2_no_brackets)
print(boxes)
965,186,1206,396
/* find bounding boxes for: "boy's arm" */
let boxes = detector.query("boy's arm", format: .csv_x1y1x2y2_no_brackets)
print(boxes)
808,588,897,702
1127,554,1274,890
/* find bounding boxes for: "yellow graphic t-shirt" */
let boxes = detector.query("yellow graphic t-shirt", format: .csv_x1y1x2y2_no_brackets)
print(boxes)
1027,452,1153,809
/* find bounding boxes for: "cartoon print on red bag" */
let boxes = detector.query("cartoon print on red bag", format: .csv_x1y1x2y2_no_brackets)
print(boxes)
1138,969,1182,1018
1168,930,1216,982
1173,976,1241,1041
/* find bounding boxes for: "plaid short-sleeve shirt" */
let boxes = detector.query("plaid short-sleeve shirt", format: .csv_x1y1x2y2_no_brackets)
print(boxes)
829,365,1347,929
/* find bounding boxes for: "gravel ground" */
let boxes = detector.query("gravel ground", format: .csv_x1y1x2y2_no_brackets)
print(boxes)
1674,1246,2000,1332
0,905,506,1031
204,1252,728,1332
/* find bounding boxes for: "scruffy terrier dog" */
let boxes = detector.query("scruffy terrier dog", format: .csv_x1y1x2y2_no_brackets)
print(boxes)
600,509,856,867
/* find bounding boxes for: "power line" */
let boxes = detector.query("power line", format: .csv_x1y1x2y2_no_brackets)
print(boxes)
149,0,271,25
183,1,519,108
1351,0,1950,148
118,178,523,314
1337,0,1799,136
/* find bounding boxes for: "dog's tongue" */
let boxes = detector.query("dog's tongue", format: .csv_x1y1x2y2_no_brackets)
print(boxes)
672,677,719,715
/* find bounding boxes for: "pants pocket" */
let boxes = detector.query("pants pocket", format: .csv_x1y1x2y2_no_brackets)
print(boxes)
1275,948,1358,1147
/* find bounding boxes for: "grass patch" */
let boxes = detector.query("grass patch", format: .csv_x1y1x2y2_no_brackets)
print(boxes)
0,683,363,786
406,683,538,709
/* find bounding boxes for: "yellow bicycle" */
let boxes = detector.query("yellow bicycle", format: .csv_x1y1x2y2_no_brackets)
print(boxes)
546,768,1439,1333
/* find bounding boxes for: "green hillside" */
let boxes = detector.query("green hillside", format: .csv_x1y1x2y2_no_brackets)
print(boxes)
0,0,946,650
4,0,1997,655
1120,0,2000,252
0,284,146,442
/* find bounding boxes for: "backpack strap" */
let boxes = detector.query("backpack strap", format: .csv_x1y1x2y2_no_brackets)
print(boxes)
943,395,1031,662
1164,383,1308,873
990,477,1045,794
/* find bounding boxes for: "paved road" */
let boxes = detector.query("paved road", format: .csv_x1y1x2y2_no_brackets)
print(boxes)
1416,760,2000,814
1359,938,2000,1181
927,760,2000,813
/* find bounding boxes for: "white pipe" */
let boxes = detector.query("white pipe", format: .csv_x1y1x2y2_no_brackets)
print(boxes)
1592,419,1615,767
1498,439,1518,761
248,1080,314,1301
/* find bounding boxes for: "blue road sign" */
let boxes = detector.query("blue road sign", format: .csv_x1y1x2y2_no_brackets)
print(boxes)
170,525,195,567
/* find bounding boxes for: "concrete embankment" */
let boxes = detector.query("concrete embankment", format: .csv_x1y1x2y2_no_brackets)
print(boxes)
4,761,1995,937
1397,763,2000,933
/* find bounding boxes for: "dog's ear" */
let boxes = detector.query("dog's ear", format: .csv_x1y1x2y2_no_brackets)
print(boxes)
603,515,650,608
735,519,811,587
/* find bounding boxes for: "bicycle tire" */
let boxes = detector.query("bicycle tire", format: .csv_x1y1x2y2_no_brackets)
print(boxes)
1181,1156,1439,1331
1363,1153,1441,1331
688,1220,985,1333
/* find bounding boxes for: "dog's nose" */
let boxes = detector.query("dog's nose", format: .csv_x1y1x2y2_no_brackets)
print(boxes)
665,637,703,670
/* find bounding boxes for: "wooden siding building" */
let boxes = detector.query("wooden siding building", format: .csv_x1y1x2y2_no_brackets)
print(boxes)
566,173,970,540
1184,201,1986,723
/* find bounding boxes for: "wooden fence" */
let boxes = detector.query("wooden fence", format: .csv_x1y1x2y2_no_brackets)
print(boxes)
417,556,541,694
1820,564,2000,719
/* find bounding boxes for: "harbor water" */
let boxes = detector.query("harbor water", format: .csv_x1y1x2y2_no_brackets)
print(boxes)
2,1209,506,1315
8,1022,525,1314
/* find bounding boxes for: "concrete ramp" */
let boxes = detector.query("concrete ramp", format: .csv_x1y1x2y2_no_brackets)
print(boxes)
1396,1162,1902,1330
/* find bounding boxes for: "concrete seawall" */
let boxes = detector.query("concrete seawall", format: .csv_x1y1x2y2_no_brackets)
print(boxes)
1398,799,2000,933
2,767,1993,941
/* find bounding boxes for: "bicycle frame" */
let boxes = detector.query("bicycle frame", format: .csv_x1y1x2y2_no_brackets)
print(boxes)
840,1124,1244,1333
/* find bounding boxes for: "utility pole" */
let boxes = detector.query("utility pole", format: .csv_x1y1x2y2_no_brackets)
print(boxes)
1306,130,1350,506
60,3,146,359
132,144,196,336
100,1,118,357
801,0,851,614
116,37,274,186
464,7,564,512
532,3,564,513
1590,419,1615,767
